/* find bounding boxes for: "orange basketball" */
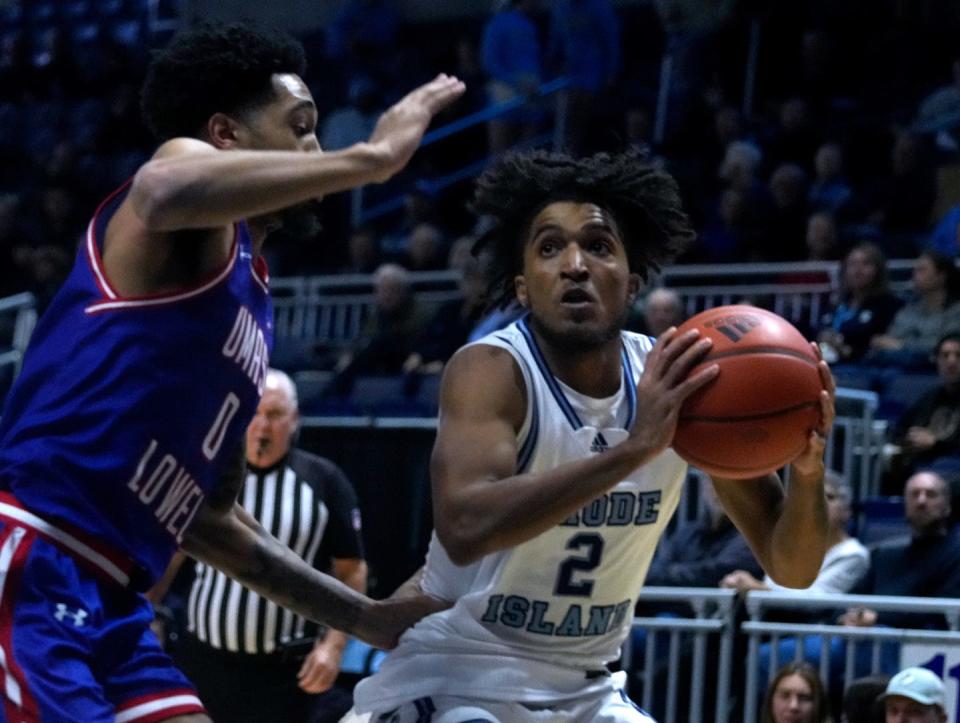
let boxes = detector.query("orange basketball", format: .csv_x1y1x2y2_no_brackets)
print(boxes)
671,305,823,479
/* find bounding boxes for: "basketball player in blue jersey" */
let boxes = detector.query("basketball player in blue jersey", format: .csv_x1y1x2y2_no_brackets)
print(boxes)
351,150,837,723
0,22,463,723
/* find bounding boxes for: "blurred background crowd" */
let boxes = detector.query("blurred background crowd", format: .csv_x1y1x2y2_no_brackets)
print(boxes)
2,1,960,721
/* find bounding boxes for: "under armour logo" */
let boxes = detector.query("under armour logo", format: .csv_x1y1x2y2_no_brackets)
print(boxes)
54,603,88,627
705,314,760,343
590,432,610,453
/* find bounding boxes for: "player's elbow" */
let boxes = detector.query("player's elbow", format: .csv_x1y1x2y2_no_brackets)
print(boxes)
436,522,486,567
765,563,819,589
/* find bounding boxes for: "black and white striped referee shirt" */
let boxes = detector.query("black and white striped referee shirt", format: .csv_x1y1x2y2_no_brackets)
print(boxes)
186,448,364,654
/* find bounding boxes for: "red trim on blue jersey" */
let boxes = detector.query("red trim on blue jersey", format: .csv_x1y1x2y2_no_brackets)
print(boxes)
85,179,245,312
114,687,206,723
251,254,270,294
0,527,42,721
0,493,140,589
85,178,134,299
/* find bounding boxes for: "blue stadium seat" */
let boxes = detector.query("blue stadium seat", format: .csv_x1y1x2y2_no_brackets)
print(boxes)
412,373,442,416
291,371,334,415
351,374,418,416
876,373,939,421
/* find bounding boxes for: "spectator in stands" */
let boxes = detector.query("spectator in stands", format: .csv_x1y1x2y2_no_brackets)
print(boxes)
480,0,543,155
764,98,821,173
842,674,889,723
332,264,431,390
805,211,842,261
818,242,903,364
761,662,830,723
765,162,811,261
403,222,447,271
628,287,685,337
809,142,854,218
379,185,442,260
884,333,960,491
866,131,937,255
879,667,947,723
696,187,760,263
325,0,400,78
926,203,960,258
867,250,960,370
721,471,868,597
342,226,382,274
840,470,960,631
403,253,487,376
912,54,960,153
547,0,621,155
719,140,765,195
645,475,762,589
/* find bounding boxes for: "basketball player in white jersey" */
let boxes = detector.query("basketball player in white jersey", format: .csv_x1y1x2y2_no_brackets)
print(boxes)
350,149,836,722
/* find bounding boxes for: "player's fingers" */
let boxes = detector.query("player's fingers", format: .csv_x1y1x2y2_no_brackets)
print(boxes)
657,328,703,370
663,336,713,387
818,359,835,395
674,362,719,401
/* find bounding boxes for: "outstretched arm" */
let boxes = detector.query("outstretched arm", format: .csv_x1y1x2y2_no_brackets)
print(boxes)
710,353,835,588
129,74,465,231
182,446,444,649
432,328,717,565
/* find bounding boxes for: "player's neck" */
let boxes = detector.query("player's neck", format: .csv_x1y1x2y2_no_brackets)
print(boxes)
536,334,622,398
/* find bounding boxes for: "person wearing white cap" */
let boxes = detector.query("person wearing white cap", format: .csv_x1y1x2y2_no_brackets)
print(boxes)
880,667,947,723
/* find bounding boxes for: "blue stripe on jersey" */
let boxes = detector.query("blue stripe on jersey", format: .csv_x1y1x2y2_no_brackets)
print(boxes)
0,182,273,585
516,318,638,432
621,344,637,429
413,696,435,722
492,335,539,474
517,316,583,430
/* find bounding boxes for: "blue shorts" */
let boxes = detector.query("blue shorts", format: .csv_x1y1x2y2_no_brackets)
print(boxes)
0,497,206,722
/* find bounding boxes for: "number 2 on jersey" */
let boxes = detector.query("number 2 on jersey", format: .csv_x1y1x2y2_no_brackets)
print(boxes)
555,533,604,596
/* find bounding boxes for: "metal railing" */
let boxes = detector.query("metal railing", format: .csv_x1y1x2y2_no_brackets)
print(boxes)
269,259,920,349
0,292,37,381
627,588,739,723
742,591,960,723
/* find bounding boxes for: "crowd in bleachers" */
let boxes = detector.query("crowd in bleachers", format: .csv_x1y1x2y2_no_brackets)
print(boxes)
2,2,960,719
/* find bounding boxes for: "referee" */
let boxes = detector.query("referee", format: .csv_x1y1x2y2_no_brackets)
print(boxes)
174,368,367,722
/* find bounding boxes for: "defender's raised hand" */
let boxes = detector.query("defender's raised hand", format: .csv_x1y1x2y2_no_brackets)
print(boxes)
368,74,466,181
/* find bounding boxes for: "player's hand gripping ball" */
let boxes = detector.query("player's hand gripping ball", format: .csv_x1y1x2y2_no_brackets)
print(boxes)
671,305,824,478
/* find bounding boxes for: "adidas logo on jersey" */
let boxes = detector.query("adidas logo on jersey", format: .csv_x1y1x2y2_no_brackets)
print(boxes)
590,433,610,453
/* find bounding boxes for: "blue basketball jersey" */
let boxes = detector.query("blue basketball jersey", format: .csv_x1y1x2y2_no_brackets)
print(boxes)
0,181,273,585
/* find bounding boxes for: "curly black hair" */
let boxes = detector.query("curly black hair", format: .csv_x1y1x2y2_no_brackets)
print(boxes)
141,21,307,142
471,149,696,308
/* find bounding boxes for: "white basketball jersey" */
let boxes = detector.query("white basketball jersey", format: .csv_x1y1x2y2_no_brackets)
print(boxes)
354,318,688,710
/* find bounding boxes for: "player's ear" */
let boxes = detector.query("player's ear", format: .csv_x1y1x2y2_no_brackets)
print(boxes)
206,113,244,150
514,275,528,307
627,273,641,305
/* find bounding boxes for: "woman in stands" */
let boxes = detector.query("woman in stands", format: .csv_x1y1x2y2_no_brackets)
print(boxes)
817,242,902,364
762,662,831,723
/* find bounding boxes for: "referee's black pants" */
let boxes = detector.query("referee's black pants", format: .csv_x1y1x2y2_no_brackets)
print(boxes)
174,632,351,723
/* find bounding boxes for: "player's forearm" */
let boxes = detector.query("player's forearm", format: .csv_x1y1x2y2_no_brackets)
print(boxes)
132,143,389,231
183,506,370,635
765,471,829,588
436,442,645,565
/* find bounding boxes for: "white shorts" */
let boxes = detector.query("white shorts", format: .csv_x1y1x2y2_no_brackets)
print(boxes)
341,686,656,723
